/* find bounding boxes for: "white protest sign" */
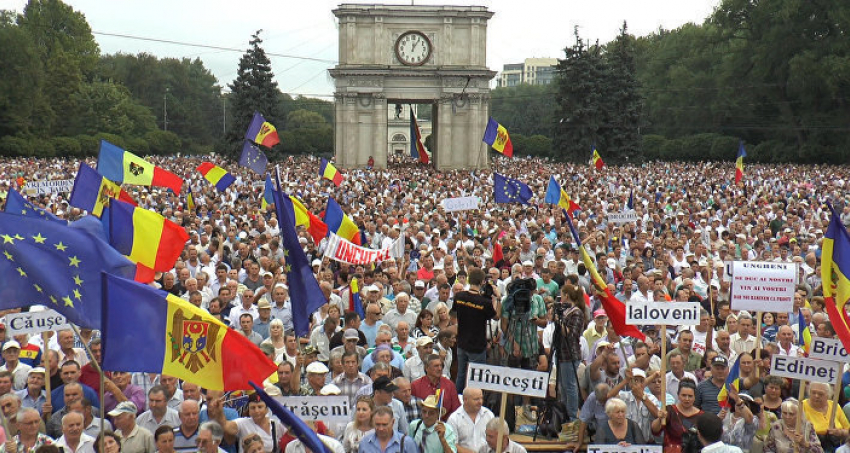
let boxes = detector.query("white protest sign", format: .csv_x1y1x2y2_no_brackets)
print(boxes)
607,211,638,225
441,196,479,212
809,337,850,362
626,302,701,325
466,363,548,398
730,261,796,313
5,309,71,336
23,179,74,195
587,446,661,453
272,396,351,424
770,355,840,384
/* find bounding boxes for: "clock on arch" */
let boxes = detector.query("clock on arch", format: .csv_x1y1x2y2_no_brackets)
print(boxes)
395,31,432,66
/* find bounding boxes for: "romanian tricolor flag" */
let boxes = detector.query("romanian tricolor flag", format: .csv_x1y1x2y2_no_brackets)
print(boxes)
106,199,189,283
735,141,746,184
717,355,741,408
96,140,183,193
822,203,850,352
564,211,644,341
245,112,280,148
261,176,275,210
482,117,514,158
319,158,344,187
69,163,137,218
410,106,430,164
798,310,812,355
544,176,581,214
592,147,605,170
349,277,365,319
290,195,328,245
324,197,361,245
197,163,235,192
101,273,276,390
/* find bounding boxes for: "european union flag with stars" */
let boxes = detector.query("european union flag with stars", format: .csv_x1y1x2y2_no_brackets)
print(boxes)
493,173,533,204
4,189,67,225
239,140,269,174
0,212,135,328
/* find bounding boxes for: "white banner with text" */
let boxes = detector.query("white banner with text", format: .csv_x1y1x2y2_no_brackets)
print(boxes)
272,396,351,424
626,302,701,325
730,261,796,313
465,363,548,398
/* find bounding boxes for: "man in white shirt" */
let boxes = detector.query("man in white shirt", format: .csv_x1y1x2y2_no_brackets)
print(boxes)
729,313,757,356
56,411,96,453
447,388,494,453
666,352,697,403
628,276,653,304
403,337,434,382
478,418,526,453
776,325,803,356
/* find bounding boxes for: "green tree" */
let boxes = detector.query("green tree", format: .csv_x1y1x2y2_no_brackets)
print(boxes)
286,109,327,129
0,11,47,137
490,84,556,138
68,80,157,137
224,30,280,160
605,22,643,162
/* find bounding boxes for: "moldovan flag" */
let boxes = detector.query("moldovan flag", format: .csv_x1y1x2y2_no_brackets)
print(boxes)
564,211,644,341
319,158,344,186
197,163,235,192
245,112,280,148
482,118,513,157
592,147,605,170
735,141,746,184
186,187,196,212
69,163,137,218
101,273,276,390
410,106,430,164
96,140,183,193
821,203,850,353
544,176,581,214
324,197,362,245
717,355,741,408
106,199,189,283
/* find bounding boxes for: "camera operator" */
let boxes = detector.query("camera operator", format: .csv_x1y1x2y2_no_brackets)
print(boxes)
501,274,547,417
451,267,501,394
552,284,587,422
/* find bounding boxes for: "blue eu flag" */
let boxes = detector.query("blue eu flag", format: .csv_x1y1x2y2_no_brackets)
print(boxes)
4,189,67,225
271,171,326,337
239,140,269,174
493,173,533,204
0,212,135,328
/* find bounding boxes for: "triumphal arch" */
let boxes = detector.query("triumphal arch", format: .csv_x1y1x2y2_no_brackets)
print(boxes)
329,4,496,170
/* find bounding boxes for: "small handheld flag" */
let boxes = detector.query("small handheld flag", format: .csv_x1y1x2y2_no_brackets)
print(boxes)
245,112,280,148
197,163,236,192
592,147,605,170
319,158,344,187
627,189,634,210
735,141,746,184
482,118,513,157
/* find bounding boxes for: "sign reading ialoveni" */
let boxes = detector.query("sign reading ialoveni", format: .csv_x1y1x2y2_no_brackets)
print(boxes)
626,302,701,325
770,355,840,384
6,309,71,336
466,363,547,398
587,446,661,453
272,396,351,424
730,261,796,313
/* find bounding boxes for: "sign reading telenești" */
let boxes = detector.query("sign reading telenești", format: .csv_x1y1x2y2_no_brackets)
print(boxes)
809,337,850,362
466,363,548,398
730,261,796,313
770,355,840,384
626,302,701,325
272,396,351,424
587,446,661,453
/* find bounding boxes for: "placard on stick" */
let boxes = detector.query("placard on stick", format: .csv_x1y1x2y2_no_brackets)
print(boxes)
770,355,840,384
730,261,796,312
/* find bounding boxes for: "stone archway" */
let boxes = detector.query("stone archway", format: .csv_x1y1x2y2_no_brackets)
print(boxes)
329,4,496,170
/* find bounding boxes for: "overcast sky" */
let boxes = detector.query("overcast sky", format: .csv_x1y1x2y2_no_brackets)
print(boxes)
2,0,719,98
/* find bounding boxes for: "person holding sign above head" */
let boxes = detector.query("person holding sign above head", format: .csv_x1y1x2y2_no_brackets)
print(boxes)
803,382,850,451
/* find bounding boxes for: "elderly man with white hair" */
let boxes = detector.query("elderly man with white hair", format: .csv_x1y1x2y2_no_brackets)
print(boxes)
384,292,417,333
56,411,96,453
478,418,526,453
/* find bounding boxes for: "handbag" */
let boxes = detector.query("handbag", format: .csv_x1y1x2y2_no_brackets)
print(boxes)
535,398,567,439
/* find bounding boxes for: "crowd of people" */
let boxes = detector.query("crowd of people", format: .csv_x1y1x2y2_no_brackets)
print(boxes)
1,153,850,453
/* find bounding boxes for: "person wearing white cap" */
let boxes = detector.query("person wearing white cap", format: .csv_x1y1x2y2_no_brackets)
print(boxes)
606,367,661,441
16,367,46,415
300,362,329,396
1,340,32,391
111,401,156,453
403,336,434,382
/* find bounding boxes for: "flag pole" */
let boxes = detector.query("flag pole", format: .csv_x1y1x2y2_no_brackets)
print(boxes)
70,324,105,453
41,332,52,409
830,372,841,429
754,311,762,379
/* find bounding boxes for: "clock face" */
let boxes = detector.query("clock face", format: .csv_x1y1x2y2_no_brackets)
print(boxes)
395,31,432,66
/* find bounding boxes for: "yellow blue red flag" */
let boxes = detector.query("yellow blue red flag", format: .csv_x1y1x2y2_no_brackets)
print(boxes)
822,203,850,352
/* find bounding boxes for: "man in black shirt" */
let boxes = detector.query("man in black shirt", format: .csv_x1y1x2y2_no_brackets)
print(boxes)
451,267,501,394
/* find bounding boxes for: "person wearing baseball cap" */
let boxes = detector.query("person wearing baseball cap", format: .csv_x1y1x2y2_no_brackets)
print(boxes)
110,401,156,453
584,310,608,350
1,340,31,390
605,367,661,442
695,356,728,416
